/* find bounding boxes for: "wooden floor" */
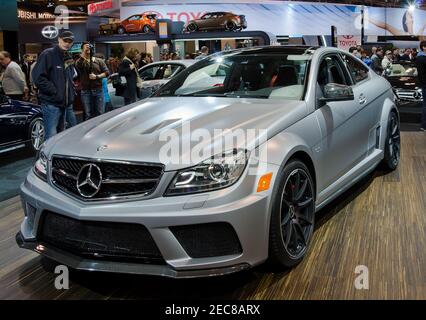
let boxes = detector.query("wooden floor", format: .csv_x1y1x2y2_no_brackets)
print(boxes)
1,132,425,300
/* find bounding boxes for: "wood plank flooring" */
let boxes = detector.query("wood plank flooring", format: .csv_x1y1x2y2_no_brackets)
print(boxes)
0,132,425,300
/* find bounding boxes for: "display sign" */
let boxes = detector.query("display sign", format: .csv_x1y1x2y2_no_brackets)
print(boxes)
18,9,55,20
88,0,120,16
158,22,168,39
337,35,362,51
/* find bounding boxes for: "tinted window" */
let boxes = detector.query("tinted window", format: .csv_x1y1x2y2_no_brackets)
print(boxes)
341,54,369,83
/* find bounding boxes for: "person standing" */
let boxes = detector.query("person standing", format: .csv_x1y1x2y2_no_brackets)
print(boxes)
0,51,27,100
416,41,426,131
118,49,142,105
21,54,33,91
31,30,77,140
382,50,393,71
371,47,384,75
75,42,109,120
195,46,209,60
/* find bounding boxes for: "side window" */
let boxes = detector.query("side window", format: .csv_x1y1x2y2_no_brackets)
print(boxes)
129,15,141,21
140,66,158,80
162,65,183,79
342,54,369,83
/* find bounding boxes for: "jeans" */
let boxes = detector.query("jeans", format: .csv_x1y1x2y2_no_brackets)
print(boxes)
422,87,426,129
41,104,64,141
57,105,77,132
81,88,104,120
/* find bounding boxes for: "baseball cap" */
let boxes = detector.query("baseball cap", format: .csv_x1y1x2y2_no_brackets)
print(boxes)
58,29,74,41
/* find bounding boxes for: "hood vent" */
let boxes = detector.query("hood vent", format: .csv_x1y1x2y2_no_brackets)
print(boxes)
141,118,181,135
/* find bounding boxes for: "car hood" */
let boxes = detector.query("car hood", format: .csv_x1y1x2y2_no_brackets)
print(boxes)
45,97,307,171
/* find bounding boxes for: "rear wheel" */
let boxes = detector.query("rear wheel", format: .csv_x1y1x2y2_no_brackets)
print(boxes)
382,111,400,171
187,23,198,32
117,26,126,34
28,118,45,153
269,160,315,268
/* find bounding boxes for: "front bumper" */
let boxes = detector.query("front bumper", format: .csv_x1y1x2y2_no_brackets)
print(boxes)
16,232,250,278
17,163,279,278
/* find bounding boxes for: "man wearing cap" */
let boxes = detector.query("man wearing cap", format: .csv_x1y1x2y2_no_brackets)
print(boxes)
32,29,77,140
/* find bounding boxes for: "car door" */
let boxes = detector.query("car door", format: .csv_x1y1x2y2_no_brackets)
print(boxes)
198,13,213,29
340,53,383,156
0,96,27,147
314,54,370,193
124,15,141,32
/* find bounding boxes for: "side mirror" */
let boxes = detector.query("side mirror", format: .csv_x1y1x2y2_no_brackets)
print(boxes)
319,83,354,103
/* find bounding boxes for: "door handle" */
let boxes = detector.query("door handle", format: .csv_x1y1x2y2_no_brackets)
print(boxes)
359,94,367,105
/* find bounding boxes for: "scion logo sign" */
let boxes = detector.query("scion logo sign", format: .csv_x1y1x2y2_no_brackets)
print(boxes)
42,25,59,39
76,164,103,198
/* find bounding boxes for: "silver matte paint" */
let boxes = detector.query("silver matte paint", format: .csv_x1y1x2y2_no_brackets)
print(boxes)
18,47,398,277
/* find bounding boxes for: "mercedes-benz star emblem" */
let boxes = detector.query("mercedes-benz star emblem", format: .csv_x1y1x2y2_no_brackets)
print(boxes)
76,164,102,198
41,25,59,40
97,145,108,152
413,90,423,100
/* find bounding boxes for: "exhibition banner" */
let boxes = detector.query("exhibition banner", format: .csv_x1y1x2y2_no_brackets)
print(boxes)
120,1,362,36
365,6,426,36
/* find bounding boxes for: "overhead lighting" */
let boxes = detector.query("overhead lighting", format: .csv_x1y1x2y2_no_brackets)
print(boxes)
408,4,416,12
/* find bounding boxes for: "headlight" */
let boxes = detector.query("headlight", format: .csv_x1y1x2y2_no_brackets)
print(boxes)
33,147,47,181
165,149,248,196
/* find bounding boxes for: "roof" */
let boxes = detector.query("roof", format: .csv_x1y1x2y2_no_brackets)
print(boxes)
217,45,320,56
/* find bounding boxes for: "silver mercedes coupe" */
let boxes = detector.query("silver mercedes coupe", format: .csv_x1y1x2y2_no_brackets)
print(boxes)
17,46,400,278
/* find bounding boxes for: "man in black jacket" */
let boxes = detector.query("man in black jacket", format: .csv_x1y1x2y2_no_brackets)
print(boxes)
416,41,426,131
32,30,77,140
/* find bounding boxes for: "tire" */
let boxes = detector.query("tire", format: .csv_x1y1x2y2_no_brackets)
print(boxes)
143,25,151,33
382,111,400,171
28,117,45,153
269,159,316,268
117,26,126,35
187,23,198,32
225,21,236,31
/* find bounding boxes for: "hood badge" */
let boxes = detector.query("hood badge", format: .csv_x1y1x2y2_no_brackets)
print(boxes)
76,164,102,198
97,145,108,152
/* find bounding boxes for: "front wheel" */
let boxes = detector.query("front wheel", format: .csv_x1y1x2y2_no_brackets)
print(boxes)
28,118,45,153
382,111,400,171
269,160,315,268
143,25,151,33
225,21,236,31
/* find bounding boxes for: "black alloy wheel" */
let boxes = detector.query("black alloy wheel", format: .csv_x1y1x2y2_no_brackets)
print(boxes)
269,160,315,268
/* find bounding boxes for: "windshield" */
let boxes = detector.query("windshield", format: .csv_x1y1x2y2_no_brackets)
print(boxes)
155,54,310,100
386,63,418,77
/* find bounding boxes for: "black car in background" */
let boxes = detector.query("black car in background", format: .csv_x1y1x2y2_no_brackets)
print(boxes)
0,94,44,154
384,62,423,123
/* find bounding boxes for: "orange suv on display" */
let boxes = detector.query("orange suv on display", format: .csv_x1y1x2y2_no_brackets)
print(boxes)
185,12,247,32
117,13,157,34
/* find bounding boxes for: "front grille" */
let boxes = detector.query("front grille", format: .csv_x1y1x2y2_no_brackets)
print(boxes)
51,156,164,201
39,211,165,264
395,89,423,102
170,223,242,258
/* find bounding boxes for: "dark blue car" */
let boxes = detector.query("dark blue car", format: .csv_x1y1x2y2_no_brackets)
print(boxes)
0,94,44,154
